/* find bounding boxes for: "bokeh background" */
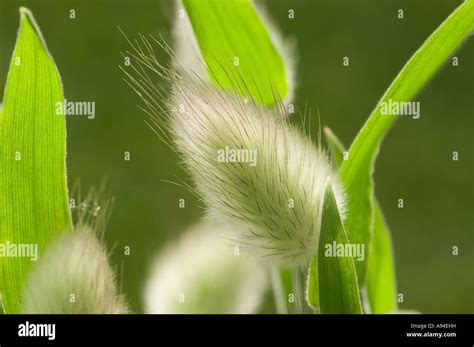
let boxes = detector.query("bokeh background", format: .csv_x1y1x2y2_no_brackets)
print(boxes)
0,0,472,313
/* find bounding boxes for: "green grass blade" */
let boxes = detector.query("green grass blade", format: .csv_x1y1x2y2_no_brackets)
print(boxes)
182,0,288,106
339,0,474,283
306,128,345,310
306,254,320,309
367,201,397,313
318,183,363,314
324,127,397,313
0,8,72,313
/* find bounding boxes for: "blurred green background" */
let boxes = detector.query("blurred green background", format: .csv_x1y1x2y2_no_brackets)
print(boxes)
0,0,472,313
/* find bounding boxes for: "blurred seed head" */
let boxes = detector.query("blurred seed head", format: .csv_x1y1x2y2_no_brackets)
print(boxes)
144,221,268,314
21,227,128,314
172,0,208,82
253,0,297,105
21,187,126,314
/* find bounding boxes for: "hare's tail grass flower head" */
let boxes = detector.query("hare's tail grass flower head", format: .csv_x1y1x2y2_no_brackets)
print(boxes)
21,187,128,314
144,221,267,314
21,228,128,314
121,37,345,265
170,80,345,264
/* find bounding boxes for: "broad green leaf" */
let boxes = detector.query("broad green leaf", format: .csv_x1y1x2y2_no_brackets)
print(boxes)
339,1,474,283
324,127,397,314
318,183,363,314
0,8,72,313
182,0,288,106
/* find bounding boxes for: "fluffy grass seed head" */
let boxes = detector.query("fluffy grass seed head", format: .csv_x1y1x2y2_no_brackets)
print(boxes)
144,221,267,314
170,80,345,264
21,188,127,314
121,38,344,265
21,227,128,314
